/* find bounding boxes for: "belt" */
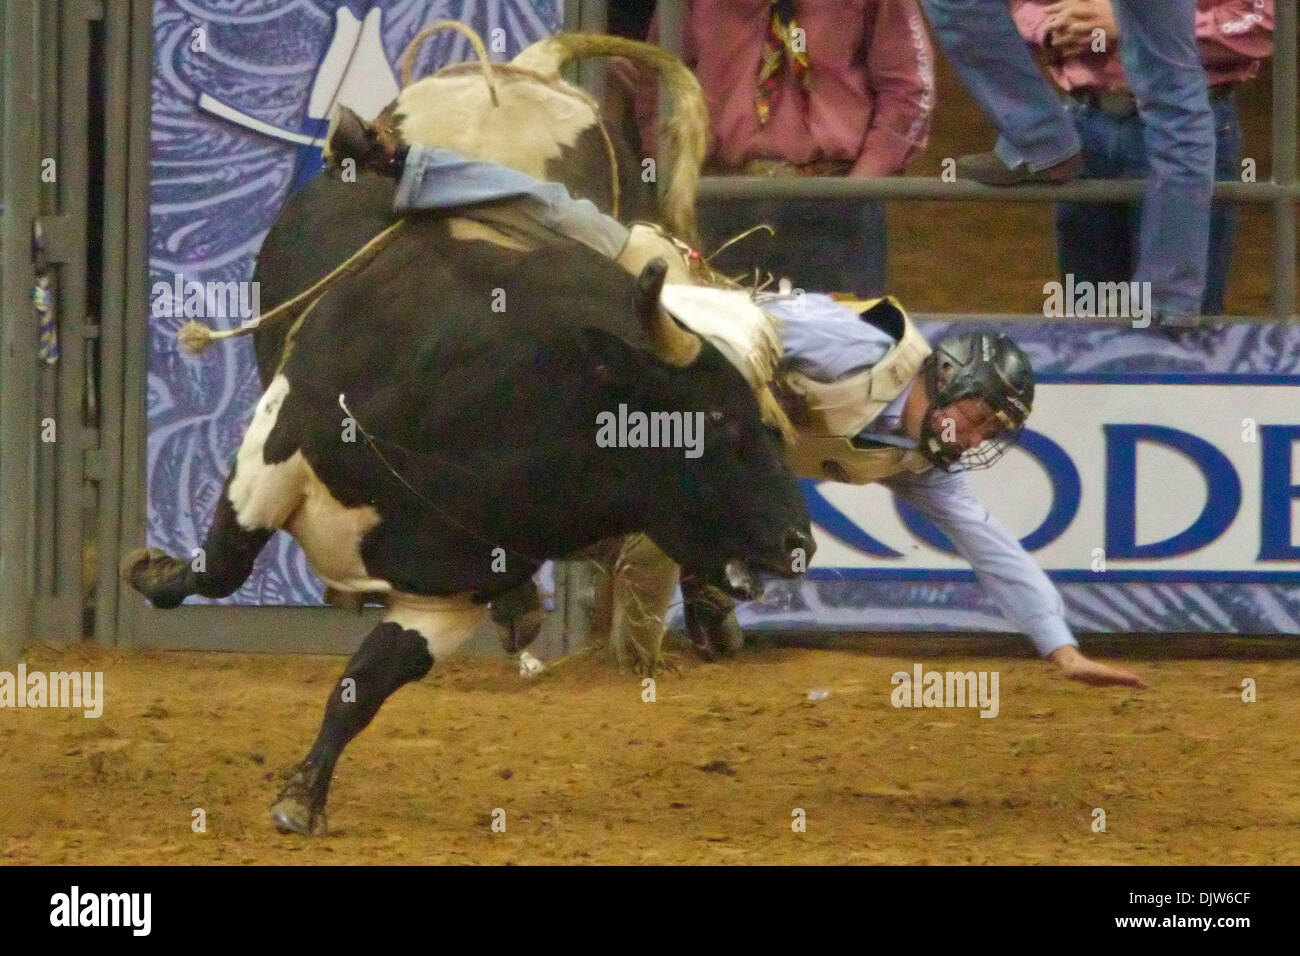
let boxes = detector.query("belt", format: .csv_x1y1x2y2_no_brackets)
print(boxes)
1069,89,1137,117
1070,84,1233,118
710,158,854,177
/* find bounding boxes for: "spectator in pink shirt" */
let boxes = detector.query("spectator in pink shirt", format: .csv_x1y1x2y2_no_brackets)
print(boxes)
634,0,934,296
1011,0,1274,315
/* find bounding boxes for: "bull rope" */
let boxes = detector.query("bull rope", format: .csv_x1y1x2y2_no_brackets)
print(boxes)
399,20,500,105
176,220,407,355
335,393,553,568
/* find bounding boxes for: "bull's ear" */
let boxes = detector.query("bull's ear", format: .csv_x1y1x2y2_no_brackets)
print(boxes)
637,258,700,367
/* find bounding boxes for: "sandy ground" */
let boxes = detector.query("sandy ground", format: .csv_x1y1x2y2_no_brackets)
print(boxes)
2,640,1297,865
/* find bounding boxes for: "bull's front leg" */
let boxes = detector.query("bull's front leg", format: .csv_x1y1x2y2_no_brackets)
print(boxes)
120,477,273,608
271,593,484,835
489,579,545,653
680,573,743,660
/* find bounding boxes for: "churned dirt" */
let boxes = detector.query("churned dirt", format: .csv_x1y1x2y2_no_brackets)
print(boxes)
2,640,1297,865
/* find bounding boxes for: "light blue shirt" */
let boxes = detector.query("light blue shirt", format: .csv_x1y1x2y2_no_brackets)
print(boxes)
766,294,1075,657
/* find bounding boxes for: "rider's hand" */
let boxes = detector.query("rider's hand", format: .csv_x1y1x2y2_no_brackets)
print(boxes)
1049,645,1147,688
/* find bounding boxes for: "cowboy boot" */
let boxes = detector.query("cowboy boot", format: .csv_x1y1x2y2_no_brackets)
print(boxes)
324,105,408,177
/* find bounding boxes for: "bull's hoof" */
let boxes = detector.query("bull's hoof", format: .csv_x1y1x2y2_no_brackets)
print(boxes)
682,591,744,660
710,614,746,657
119,547,158,585
271,767,328,835
685,636,717,663
501,610,545,654
490,582,545,653
269,792,327,836
120,547,193,609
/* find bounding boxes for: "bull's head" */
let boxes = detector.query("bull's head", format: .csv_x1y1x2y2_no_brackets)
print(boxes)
594,259,813,599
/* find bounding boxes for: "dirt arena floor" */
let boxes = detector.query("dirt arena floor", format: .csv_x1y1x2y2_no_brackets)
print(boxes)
2,639,1297,865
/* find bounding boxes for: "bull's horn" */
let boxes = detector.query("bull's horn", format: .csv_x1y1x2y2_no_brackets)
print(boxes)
637,257,699,366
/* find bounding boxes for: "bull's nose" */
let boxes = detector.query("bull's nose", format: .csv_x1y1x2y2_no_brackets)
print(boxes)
783,528,815,569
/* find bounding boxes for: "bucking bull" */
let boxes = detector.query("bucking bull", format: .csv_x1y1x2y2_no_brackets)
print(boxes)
122,30,813,834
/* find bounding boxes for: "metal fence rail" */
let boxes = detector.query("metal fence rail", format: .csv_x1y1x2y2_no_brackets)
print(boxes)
671,0,1300,322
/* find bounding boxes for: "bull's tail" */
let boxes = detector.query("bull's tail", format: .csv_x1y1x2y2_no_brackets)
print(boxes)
512,33,707,245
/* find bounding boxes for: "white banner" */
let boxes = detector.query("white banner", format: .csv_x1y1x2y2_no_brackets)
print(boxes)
810,382,1300,579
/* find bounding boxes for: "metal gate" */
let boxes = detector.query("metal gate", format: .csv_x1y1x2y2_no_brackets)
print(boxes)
0,0,153,661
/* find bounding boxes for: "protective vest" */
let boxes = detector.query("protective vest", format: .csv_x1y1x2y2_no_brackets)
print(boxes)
782,297,934,485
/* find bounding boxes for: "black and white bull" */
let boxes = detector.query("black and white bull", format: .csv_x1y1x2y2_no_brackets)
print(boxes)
123,171,810,834
124,31,808,833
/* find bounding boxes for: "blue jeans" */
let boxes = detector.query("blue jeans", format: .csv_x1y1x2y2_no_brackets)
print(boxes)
1056,92,1241,315
921,0,1215,317
697,198,887,298
394,144,630,258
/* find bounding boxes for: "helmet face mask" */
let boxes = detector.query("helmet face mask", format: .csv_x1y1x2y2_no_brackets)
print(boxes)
918,331,1036,472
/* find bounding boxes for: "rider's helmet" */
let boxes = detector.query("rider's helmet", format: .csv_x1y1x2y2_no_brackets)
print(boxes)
917,330,1035,471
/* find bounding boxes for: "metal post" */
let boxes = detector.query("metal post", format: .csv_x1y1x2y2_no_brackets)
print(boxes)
0,0,41,661
583,0,607,98
33,0,59,613
114,0,154,647
655,0,683,206
38,0,95,643
561,0,579,86
1271,0,1297,323
562,0,608,94
95,0,132,646
550,0,609,656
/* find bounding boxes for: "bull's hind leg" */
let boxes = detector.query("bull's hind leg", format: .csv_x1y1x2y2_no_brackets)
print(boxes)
270,593,484,835
121,480,273,608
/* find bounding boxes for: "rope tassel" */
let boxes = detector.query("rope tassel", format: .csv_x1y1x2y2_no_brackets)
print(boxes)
176,220,407,355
